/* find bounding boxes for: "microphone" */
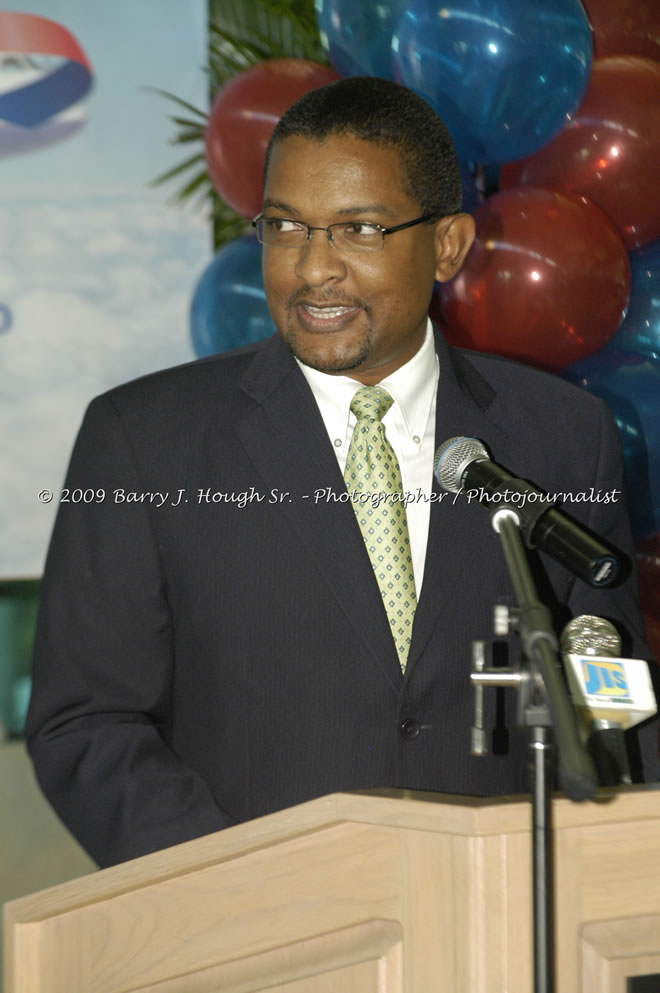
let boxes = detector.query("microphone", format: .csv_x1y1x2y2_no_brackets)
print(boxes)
433,436,623,587
561,615,658,785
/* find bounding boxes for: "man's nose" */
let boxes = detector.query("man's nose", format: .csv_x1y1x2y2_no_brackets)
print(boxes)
294,228,347,284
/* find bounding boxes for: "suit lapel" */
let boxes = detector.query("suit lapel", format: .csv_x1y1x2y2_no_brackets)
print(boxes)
233,331,512,686
406,332,507,674
235,336,401,690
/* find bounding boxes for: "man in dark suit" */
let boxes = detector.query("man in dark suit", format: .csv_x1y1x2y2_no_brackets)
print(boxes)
26,78,658,869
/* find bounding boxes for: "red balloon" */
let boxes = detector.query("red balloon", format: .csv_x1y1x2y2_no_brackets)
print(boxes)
500,58,660,250
440,188,630,372
582,0,660,60
205,59,340,218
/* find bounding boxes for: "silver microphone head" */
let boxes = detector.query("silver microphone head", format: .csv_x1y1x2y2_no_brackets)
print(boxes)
433,437,490,493
560,615,622,657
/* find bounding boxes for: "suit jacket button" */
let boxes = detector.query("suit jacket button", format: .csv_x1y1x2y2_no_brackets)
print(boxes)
400,718,421,740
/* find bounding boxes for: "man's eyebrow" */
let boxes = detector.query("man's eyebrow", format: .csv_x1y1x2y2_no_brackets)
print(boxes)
334,204,397,218
261,200,398,219
261,199,300,215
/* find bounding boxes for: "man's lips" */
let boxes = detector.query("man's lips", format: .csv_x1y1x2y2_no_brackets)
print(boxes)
302,303,358,319
294,301,362,333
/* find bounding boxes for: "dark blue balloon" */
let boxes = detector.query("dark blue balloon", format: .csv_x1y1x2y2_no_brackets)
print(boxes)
392,0,593,163
563,351,660,539
190,235,275,358
459,161,481,214
315,0,409,78
604,240,660,362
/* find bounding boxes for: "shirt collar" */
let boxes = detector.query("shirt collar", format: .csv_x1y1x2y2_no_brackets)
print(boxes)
296,318,438,442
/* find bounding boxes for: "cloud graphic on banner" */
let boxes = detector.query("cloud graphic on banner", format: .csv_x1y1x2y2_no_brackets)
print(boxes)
0,11,94,157
1,186,206,574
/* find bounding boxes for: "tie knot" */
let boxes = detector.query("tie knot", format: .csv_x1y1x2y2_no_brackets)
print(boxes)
350,385,394,423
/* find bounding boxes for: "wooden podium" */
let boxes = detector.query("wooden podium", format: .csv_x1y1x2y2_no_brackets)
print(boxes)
4,787,660,993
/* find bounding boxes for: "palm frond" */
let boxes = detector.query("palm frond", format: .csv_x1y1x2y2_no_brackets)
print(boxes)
175,167,214,201
169,115,207,130
154,0,329,248
170,129,207,145
150,152,206,187
143,87,208,120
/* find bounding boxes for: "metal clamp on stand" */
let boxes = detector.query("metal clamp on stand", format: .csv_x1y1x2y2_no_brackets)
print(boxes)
479,509,598,800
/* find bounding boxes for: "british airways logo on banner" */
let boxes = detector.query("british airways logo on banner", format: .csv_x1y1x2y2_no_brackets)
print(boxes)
581,658,632,702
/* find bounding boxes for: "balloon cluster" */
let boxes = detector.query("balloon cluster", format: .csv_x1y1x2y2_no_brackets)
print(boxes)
191,1,660,648
190,59,339,356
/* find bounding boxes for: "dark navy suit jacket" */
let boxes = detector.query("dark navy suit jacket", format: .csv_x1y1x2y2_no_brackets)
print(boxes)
26,329,659,867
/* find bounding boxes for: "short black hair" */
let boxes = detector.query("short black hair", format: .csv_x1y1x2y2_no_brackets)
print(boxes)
264,76,462,216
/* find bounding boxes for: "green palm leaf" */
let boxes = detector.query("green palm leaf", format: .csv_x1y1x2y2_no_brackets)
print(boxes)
152,0,329,249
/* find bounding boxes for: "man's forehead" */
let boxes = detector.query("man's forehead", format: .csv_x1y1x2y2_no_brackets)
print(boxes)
268,131,402,159
264,133,410,197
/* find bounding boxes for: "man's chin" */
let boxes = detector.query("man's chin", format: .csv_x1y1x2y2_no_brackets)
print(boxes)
284,330,370,375
296,352,369,375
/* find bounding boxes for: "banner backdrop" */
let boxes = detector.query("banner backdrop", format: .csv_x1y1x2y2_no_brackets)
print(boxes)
0,1,209,577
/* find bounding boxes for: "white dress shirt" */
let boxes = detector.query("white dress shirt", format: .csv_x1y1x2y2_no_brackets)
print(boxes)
296,319,438,596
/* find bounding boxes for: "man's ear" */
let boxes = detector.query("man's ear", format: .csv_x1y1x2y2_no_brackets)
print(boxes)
433,213,476,283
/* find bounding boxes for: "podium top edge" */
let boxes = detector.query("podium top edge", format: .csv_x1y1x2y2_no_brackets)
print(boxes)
5,785,659,925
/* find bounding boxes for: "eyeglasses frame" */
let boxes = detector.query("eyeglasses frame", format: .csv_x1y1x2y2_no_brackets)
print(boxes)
251,211,439,251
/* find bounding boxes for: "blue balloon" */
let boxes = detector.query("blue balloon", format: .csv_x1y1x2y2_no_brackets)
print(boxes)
190,235,275,358
563,351,660,539
392,0,593,163
315,0,409,78
459,161,481,214
603,240,660,362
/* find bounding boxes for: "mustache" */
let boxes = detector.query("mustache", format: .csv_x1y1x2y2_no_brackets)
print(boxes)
289,288,367,310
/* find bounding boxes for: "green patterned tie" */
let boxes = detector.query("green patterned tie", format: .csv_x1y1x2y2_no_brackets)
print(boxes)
344,385,417,672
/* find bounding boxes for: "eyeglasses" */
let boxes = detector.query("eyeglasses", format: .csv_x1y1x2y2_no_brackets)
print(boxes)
252,212,438,254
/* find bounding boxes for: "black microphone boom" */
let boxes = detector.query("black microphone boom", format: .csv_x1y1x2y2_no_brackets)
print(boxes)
434,437,623,588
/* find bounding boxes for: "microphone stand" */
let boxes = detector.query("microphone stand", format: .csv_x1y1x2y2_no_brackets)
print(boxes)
471,508,597,993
